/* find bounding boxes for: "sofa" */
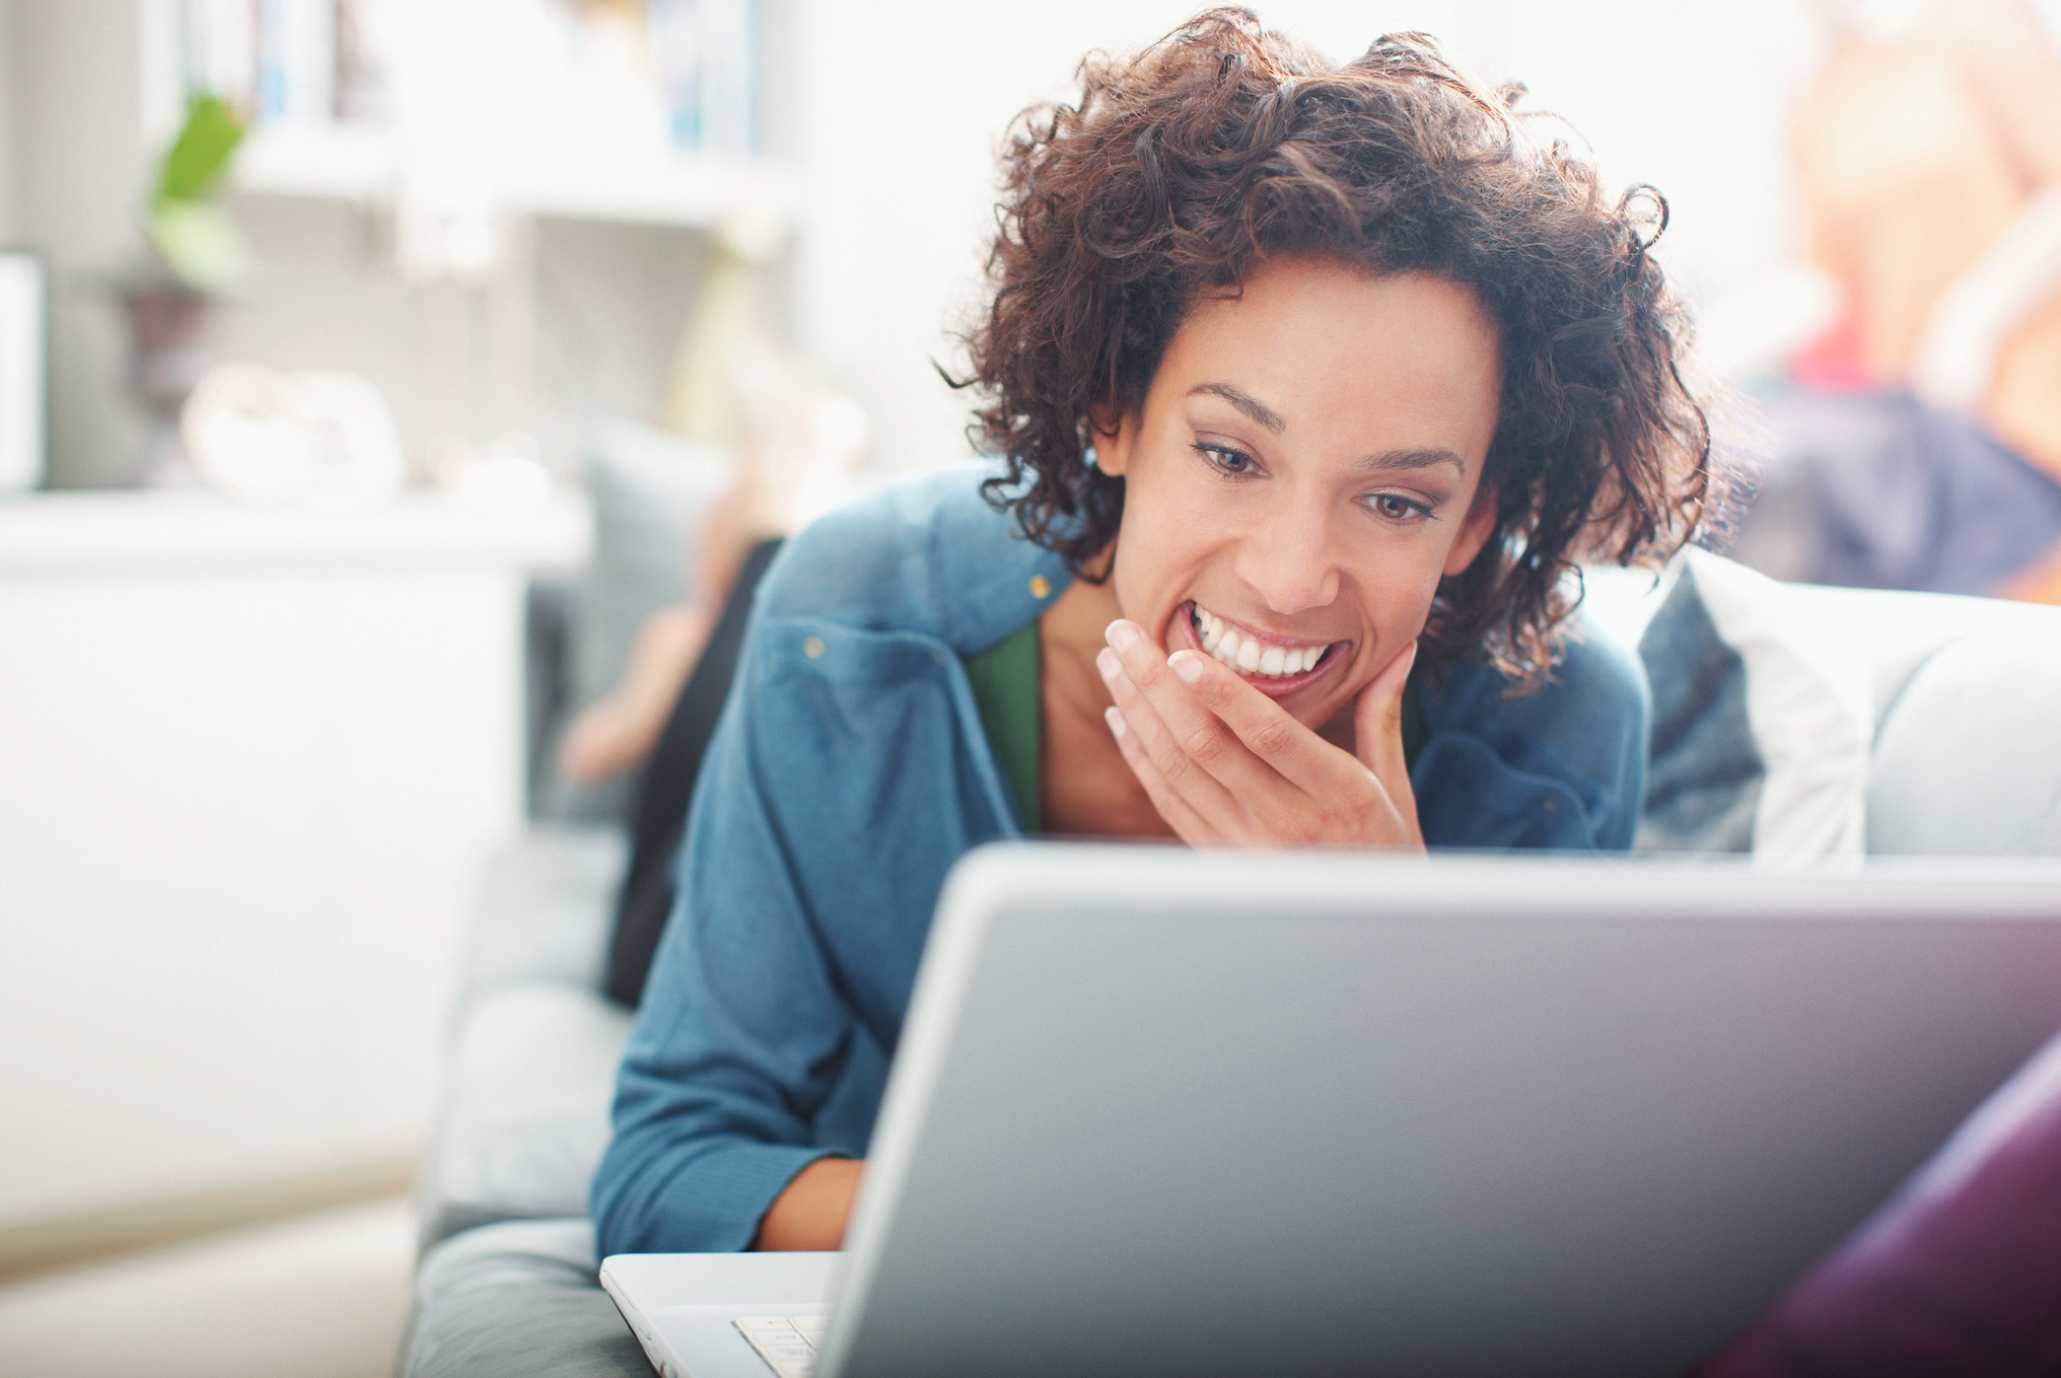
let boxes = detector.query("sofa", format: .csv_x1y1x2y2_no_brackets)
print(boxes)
395,543,2061,1378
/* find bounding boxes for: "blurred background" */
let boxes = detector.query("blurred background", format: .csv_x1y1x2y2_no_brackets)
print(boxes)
1,2,2057,1375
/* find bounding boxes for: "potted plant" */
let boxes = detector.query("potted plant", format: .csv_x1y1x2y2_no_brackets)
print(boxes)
116,94,246,484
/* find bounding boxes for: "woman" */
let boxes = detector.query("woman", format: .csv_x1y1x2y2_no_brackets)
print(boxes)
592,9,1711,1258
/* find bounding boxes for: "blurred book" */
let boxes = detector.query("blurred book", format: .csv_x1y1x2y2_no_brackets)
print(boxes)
641,0,763,155
176,0,759,155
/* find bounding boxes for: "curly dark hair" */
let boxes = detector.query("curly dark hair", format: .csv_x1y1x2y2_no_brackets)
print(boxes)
947,7,1714,687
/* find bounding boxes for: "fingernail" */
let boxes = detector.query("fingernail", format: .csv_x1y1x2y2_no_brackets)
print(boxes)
1104,705,1127,737
1169,650,1203,683
1096,647,1121,683
1105,620,1139,651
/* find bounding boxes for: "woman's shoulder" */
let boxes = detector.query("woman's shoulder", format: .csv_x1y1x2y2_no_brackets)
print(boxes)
1415,616,1650,850
1426,618,1650,749
753,462,1072,652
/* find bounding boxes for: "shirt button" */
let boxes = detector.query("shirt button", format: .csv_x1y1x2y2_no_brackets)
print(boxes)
1028,575,1051,600
803,636,826,659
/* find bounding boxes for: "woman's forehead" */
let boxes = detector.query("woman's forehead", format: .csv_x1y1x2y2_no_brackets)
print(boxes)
1157,260,1502,466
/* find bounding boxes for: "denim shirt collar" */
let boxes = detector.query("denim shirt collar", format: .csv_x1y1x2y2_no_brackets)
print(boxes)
765,461,1083,657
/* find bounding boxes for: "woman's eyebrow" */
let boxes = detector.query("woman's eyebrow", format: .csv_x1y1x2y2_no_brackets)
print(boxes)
1354,448,1464,477
1188,382,1285,433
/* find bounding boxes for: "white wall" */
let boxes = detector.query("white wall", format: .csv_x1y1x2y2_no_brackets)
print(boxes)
781,1,1806,475
1502,3,1821,307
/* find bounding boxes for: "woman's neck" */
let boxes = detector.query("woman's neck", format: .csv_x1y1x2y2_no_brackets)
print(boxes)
1036,547,1178,840
1040,548,1122,718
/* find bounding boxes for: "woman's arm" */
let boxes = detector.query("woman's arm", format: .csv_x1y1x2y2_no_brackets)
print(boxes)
590,607,862,1257
752,1156,866,1251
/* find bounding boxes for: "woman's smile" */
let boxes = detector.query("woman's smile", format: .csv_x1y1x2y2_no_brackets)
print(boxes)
1168,599,1351,701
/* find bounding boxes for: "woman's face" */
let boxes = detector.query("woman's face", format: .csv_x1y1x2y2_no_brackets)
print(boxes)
1094,257,1503,731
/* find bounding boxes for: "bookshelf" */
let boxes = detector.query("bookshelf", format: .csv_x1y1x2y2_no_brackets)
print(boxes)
163,0,799,232
232,122,802,230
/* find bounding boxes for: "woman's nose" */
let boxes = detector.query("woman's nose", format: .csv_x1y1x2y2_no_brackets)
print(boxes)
1232,501,1341,616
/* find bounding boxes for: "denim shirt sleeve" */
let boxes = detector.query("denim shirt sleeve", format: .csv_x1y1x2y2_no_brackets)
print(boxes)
1410,624,1651,852
589,612,855,1257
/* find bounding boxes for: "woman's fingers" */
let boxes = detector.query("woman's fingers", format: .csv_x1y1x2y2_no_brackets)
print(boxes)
1098,619,1423,851
1158,646,1367,800
1102,620,1328,799
1098,641,1246,836
1103,705,1216,844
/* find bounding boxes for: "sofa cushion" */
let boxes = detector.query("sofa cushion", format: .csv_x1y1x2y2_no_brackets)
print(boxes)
1868,632,2061,856
417,982,633,1254
399,1218,647,1378
538,426,734,824
459,825,625,1010
1601,551,1874,857
1788,583,2050,730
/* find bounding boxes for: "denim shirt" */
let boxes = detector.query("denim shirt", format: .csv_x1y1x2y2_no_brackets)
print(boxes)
591,463,1651,1257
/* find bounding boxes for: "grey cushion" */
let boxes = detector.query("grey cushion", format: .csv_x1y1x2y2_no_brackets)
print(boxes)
416,982,633,1254
418,824,631,1254
537,425,733,824
457,825,625,1011
1868,633,2061,856
399,1219,648,1378
1790,584,2047,731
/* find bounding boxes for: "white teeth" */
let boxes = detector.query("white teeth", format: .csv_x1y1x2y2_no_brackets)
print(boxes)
1193,602,1331,678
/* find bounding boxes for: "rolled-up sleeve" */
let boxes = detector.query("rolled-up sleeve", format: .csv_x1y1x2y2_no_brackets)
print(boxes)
590,623,855,1257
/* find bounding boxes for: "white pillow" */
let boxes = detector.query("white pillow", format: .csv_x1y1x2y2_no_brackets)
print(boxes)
1585,551,1872,858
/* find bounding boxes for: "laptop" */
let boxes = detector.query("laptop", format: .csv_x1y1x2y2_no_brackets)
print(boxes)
601,845,2061,1378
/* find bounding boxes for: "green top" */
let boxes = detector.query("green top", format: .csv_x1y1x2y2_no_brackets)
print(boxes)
963,622,1429,837
964,622,1045,832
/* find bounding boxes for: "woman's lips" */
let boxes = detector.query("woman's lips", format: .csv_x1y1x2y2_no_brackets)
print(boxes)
1172,601,1347,701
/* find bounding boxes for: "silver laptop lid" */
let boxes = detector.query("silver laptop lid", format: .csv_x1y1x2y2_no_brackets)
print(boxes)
818,846,2061,1378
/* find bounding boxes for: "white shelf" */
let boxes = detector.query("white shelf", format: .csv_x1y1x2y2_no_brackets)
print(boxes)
231,123,801,231
0,487,592,575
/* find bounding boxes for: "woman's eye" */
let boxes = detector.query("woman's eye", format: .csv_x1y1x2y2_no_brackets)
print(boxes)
1192,443,1257,478
1366,494,1434,523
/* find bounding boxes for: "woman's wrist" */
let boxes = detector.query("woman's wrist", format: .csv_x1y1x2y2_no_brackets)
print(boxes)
751,1156,864,1252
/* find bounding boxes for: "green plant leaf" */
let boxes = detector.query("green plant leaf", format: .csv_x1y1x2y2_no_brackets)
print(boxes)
156,94,246,205
148,201,246,291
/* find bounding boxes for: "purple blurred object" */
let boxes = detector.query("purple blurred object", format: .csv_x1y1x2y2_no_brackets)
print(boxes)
1697,1034,2061,1376
1729,386,2061,597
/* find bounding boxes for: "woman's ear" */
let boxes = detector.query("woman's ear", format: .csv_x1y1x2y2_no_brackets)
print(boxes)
1442,482,1500,578
1086,405,1134,478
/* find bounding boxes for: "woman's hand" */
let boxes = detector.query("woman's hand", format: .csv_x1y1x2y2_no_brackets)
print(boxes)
1097,620,1424,851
